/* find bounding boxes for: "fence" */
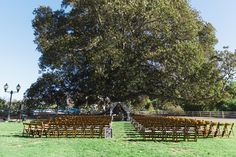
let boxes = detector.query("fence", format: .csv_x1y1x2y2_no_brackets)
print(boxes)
0,112,78,121
138,111,236,119
1,111,236,121
185,111,236,118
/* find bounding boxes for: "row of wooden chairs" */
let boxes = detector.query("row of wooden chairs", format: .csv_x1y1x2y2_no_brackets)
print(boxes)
195,119,234,138
132,116,197,142
23,115,112,138
131,115,234,142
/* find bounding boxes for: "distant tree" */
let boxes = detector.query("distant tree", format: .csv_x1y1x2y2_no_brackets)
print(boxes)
10,100,24,114
24,73,67,110
28,0,236,110
214,80,236,111
224,81,236,99
0,98,6,110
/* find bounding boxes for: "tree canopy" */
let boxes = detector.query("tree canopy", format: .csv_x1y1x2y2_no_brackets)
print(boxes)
25,0,236,110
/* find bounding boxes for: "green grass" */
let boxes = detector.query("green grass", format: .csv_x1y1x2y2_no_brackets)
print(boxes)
0,121,236,157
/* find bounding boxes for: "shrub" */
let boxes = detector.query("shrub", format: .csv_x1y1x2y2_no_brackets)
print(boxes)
216,99,236,111
163,102,185,115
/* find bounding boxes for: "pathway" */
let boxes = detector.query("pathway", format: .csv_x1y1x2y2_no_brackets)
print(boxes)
111,121,143,141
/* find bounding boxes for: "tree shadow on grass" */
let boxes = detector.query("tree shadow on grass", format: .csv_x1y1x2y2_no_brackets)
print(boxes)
0,133,112,139
0,134,27,138
122,122,148,141
122,122,189,142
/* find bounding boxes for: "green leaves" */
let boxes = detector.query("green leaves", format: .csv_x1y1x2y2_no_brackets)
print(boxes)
27,0,236,110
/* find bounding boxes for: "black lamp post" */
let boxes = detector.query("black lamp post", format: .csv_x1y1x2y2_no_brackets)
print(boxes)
4,83,21,121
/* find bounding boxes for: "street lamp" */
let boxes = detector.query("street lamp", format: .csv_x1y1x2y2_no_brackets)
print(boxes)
4,83,21,121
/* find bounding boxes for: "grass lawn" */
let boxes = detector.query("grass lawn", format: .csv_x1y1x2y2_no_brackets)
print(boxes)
0,121,235,157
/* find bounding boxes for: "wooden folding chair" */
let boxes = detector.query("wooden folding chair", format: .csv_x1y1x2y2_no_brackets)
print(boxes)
222,123,234,137
206,122,218,137
185,120,197,141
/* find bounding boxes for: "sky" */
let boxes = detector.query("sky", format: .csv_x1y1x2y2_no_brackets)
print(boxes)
0,0,236,101
190,0,236,51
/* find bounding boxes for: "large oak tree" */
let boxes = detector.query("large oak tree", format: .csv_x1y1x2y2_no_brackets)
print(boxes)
25,0,236,109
